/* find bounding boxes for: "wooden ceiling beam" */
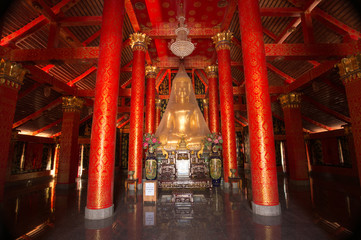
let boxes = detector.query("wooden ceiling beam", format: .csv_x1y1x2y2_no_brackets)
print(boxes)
67,66,97,86
18,82,42,99
59,16,102,27
117,119,130,129
13,98,62,129
260,8,303,17
312,8,361,39
235,118,247,127
221,0,237,31
302,115,334,131
302,94,351,123
266,62,295,83
31,119,62,136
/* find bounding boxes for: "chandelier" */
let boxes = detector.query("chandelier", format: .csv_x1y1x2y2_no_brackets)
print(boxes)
169,16,195,59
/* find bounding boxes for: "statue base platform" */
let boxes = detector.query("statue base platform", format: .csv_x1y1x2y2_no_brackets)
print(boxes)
158,177,212,189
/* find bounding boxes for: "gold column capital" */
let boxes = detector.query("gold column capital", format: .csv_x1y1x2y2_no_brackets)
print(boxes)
0,59,27,90
336,54,361,85
155,98,162,108
62,96,84,112
145,65,159,79
212,31,233,51
129,33,151,52
202,98,209,107
278,92,302,108
205,65,218,78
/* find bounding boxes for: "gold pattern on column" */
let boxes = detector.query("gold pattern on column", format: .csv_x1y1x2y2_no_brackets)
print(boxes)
129,33,151,52
62,96,84,112
0,59,27,90
205,65,218,78
278,92,302,108
145,65,159,79
336,54,361,85
212,31,233,50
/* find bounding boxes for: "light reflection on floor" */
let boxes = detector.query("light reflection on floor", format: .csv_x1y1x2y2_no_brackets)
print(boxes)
1,171,360,240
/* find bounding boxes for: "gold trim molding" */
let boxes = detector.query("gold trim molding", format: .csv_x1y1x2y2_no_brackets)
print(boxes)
336,54,361,85
212,31,233,51
278,92,302,108
129,33,151,52
62,96,84,112
145,65,159,79
0,59,27,90
205,65,218,78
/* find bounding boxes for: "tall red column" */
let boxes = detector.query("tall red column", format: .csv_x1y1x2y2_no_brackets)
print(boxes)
128,33,151,184
205,65,220,133
279,93,309,182
0,59,26,201
155,99,161,131
58,96,83,186
202,99,210,127
145,66,158,134
337,55,361,186
212,33,238,184
239,0,281,216
86,0,124,220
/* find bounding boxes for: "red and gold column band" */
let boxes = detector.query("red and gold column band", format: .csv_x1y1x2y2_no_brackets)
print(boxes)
58,96,83,185
145,65,159,134
128,33,151,183
239,0,279,206
337,54,361,185
278,92,308,181
205,65,220,133
0,59,26,200
212,32,238,183
155,98,162,131
87,0,125,210
202,98,209,127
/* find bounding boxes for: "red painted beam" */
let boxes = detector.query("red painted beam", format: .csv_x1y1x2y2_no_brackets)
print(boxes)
0,0,79,46
263,27,277,41
286,61,338,92
302,115,334,131
24,65,76,95
125,0,140,32
32,119,62,136
302,95,351,123
235,118,247,127
33,0,58,21
13,98,62,128
51,113,93,138
260,8,303,17
301,13,314,43
321,79,346,95
82,30,101,46
67,66,97,86
117,119,130,129
144,27,221,39
312,8,361,39
266,62,295,83
221,0,237,31
276,18,302,44
273,112,313,133
121,77,132,89
234,104,247,112
59,16,103,27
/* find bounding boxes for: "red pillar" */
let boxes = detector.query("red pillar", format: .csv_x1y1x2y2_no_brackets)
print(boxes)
86,0,124,220
145,66,158,134
128,33,150,184
337,55,361,186
212,33,238,184
155,99,161,131
57,96,83,186
202,99,209,127
238,0,280,215
0,59,26,201
279,93,309,182
205,65,220,133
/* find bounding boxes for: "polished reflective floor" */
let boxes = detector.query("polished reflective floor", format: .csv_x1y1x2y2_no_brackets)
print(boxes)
1,170,361,240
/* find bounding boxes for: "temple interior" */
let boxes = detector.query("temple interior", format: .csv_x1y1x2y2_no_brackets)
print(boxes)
1,0,361,239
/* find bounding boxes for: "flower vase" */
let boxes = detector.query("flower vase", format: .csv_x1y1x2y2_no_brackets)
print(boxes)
145,146,157,180
209,145,222,186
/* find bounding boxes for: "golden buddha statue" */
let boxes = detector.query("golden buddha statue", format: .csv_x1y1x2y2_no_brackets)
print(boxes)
155,64,210,149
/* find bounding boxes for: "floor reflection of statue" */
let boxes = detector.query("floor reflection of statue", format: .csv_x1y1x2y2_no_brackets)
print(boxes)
156,64,210,148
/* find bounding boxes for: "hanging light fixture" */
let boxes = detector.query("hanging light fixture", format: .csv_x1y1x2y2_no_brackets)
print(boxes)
169,15,195,59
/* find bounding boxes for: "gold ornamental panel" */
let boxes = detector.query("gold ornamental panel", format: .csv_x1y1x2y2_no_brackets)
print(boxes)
212,31,233,51
0,59,27,90
205,65,218,78
336,54,361,85
145,65,159,79
129,33,151,52
155,98,162,108
278,92,302,109
202,98,209,107
62,96,84,112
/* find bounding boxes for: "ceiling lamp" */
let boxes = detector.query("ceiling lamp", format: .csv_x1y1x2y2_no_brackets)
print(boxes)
169,16,195,59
